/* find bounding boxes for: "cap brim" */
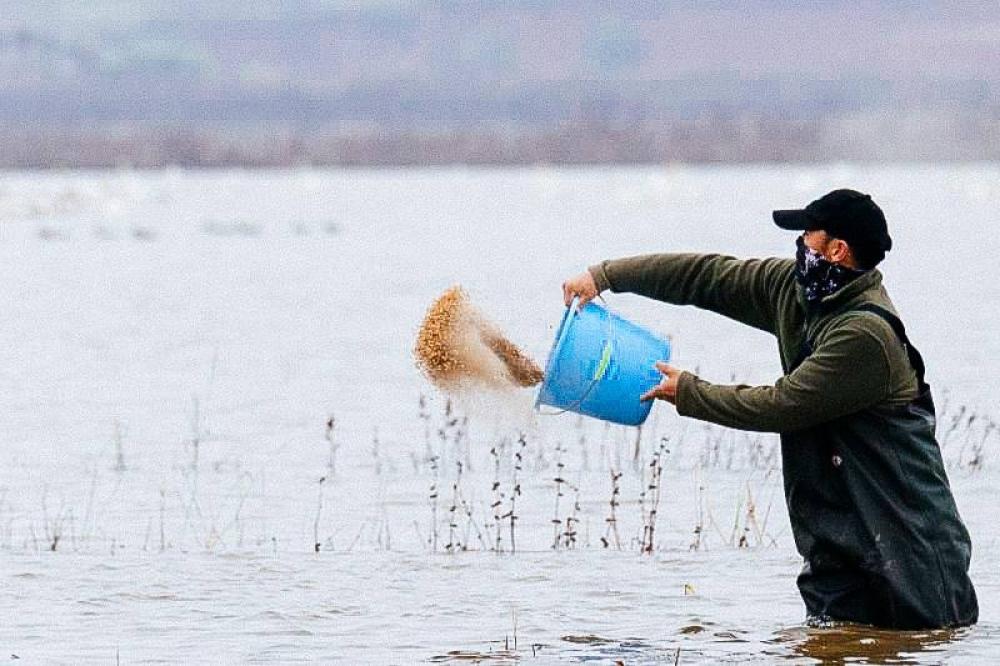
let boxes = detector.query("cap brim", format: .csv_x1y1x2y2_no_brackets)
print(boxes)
772,209,820,231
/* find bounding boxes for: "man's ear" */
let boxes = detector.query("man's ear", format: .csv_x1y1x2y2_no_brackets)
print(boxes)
828,238,851,264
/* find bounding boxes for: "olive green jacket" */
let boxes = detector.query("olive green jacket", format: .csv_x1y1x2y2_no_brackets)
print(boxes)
588,253,919,433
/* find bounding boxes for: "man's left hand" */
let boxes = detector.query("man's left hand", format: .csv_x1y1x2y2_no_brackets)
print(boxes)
640,361,682,404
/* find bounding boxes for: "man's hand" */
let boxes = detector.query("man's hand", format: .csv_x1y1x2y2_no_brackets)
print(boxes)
640,361,682,404
562,271,600,308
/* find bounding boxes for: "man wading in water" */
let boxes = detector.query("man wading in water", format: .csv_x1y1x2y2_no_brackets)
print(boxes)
562,189,978,630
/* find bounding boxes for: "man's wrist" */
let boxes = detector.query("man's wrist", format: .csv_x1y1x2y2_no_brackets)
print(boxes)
588,262,612,293
674,371,698,416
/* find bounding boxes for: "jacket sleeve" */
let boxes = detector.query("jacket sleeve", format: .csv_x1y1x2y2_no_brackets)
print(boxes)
589,253,793,334
674,317,891,433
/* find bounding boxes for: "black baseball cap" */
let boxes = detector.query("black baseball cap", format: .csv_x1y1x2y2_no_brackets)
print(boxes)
773,189,892,267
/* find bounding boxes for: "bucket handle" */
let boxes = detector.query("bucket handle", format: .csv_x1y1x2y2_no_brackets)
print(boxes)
537,294,616,417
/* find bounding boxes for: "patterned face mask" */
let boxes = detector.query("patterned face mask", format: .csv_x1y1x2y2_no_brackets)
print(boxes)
795,235,865,303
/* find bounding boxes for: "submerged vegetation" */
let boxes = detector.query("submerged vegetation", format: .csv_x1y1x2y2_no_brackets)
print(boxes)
0,390,994,557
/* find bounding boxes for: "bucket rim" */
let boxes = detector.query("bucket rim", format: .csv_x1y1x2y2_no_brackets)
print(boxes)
534,297,581,409
535,297,614,410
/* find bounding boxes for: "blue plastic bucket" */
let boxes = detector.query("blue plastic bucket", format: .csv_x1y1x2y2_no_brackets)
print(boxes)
535,298,671,426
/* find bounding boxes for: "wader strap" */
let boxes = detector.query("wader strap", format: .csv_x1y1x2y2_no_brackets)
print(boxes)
852,303,929,392
791,303,928,392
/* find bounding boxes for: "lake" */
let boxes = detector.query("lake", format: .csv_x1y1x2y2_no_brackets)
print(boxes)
0,165,997,663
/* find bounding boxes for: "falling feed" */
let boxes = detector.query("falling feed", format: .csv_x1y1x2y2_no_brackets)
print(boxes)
414,286,544,392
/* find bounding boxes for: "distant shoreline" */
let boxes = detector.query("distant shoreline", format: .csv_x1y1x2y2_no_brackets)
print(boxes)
3,117,999,169
4,159,1000,172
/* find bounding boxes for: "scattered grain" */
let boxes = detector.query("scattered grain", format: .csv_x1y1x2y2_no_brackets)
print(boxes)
414,286,543,392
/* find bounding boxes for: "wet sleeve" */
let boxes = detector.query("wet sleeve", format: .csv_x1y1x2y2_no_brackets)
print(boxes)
674,319,891,433
588,253,793,334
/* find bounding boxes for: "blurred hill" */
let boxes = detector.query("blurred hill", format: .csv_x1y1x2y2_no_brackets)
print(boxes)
1,1,998,166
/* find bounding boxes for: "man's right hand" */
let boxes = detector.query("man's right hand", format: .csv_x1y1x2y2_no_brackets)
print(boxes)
562,271,601,308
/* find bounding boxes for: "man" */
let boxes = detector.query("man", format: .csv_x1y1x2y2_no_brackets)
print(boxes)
561,189,978,629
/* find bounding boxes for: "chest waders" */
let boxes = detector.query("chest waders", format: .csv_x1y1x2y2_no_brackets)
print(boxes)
783,303,978,629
